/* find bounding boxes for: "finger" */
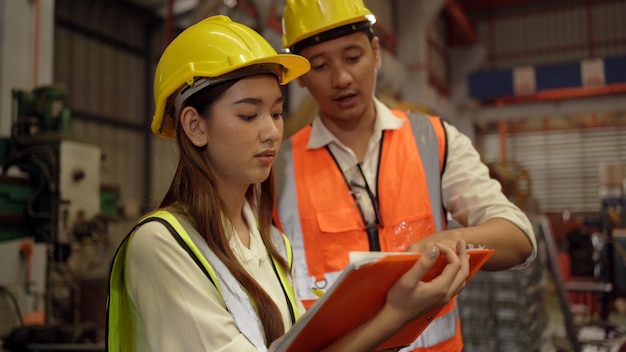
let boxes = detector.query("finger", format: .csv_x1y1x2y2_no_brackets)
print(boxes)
457,239,469,269
438,240,470,297
426,242,464,296
398,246,440,286
436,243,462,274
447,240,470,295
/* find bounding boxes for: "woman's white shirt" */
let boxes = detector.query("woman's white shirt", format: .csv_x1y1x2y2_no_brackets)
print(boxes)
125,202,296,351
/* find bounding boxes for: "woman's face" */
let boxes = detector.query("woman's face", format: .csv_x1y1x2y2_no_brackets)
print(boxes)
204,74,284,190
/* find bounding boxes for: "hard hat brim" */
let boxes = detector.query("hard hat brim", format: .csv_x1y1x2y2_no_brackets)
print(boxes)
151,54,310,140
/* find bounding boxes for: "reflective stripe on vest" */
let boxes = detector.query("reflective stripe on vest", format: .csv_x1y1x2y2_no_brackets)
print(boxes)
274,110,459,350
400,301,459,351
407,111,447,233
106,210,299,352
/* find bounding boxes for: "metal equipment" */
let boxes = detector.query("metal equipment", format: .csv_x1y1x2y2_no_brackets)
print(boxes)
0,85,119,346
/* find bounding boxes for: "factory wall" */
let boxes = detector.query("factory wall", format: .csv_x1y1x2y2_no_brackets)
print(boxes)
0,0,55,137
2,0,626,229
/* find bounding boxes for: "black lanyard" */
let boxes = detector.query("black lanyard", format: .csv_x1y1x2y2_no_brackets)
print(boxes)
325,133,385,251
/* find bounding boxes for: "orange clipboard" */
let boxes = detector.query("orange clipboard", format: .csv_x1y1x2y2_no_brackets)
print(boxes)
269,248,494,352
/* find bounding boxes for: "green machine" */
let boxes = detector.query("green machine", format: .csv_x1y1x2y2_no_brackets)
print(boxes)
1,85,119,244
1,85,71,243
0,85,120,329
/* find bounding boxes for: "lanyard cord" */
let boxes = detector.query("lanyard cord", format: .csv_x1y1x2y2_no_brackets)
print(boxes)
350,163,384,228
324,132,385,251
350,163,382,252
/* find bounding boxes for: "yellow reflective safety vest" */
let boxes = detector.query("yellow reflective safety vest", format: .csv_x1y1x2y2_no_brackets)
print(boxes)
274,111,463,351
106,210,300,352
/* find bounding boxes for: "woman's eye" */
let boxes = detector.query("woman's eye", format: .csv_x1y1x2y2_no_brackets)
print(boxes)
272,112,284,120
239,114,257,121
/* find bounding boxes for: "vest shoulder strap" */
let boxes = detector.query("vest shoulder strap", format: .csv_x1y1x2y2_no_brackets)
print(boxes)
106,214,220,352
161,216,221,283
406,111,448,231
139,213,293,286
108,211,294,352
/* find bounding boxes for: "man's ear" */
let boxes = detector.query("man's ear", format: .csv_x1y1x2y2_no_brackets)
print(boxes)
180,106,208,147
372,36,382,70
296,76,306,88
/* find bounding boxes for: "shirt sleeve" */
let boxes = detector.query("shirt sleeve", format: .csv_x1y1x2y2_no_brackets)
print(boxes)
125,221,258,352
440,121,537,268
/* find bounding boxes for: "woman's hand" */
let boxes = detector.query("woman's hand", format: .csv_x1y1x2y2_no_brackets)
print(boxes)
384,240,470,325
320,240,470,352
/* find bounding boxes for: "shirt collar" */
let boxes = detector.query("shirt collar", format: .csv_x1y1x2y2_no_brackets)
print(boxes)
307,97,405,150
227,200,266,263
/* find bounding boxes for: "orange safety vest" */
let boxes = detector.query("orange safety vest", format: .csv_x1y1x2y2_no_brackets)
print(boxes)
274,110,463,351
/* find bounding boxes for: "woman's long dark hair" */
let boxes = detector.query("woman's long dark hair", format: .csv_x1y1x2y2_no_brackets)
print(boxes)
160,78,290,345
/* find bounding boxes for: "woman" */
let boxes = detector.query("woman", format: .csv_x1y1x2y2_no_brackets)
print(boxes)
106,15,469,352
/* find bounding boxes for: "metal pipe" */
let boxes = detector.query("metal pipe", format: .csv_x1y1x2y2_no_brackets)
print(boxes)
33,0,40,87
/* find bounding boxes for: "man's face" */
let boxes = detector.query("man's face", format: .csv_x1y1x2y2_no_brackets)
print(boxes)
298,31,381,125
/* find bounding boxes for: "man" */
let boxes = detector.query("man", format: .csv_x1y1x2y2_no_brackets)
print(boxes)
273,1,537,351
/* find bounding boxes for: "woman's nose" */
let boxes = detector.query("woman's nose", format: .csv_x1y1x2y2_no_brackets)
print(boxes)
261,114,282,143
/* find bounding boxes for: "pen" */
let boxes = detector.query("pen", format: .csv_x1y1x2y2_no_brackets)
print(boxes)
310,287,325,298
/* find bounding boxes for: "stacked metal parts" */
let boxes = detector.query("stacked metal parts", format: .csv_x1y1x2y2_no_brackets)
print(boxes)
457,218,550,352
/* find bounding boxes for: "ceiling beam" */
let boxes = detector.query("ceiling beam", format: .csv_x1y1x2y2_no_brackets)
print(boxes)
459,0,545,12
493,83,626,104
445,0,477,44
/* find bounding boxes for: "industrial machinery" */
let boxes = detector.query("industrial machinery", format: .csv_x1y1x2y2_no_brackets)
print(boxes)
0,85,119,346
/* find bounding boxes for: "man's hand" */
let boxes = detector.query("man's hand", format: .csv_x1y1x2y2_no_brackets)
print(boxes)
406,229,464,254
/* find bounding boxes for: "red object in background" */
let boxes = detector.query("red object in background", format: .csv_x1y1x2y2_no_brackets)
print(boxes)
558,251,571,282
557,251,601,319
18,238,45,325
546,212,580,243
19,238,33,281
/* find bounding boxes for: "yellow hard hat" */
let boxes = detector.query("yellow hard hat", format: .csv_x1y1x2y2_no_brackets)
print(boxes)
282,0,376,52
152,15,310,140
